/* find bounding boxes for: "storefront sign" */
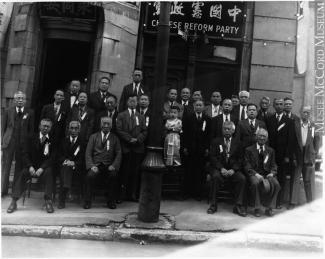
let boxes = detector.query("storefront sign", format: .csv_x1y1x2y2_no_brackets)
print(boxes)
39,2,97,21
146,1,245,38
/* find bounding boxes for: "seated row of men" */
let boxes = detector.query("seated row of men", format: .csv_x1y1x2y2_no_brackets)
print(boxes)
2,70,320,216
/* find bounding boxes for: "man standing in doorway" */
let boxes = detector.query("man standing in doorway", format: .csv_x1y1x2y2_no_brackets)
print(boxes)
1,91,35,196
118,69,148,112
232,91,250,121
63,80,81,112
204,91,223,118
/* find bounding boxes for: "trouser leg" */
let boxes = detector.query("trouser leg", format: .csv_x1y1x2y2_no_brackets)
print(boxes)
84,170,96,202
276,163,286,206
302,164,314,203
1,145,15,194
43,168,53,200
289,163,301,205
265,177,281,209
11,168,28,199
249,175,261,209
231,171,246,206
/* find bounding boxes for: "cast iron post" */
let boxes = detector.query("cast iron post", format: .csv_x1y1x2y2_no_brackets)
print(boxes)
138,2,171,222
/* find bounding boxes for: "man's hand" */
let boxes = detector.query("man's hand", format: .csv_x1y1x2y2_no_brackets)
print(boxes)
228,169,235,177
108,165,115,171
255,173,263,181
266,173,274,178
284,157,290,163
35,168,44,177
29,166,36,176
91,166,99,174
130,138,137,144
221,168,228,177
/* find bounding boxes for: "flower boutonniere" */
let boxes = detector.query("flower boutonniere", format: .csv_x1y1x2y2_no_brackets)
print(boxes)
23,113,28,120
219,145,223,153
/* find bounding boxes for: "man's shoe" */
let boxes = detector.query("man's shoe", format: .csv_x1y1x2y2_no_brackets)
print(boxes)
7,200,17,213
116,199,122,204
233,205,247,217
276,205,282,209
254,209,261,217
287,204,295,210
107,201,116,209
207,205,217,214
83,201,91,209
58,200,65,209
265,208,274,217
45,200,54,213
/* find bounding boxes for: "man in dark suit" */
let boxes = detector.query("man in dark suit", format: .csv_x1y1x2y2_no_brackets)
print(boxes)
284,97,299,121
88,76,116,116
287,106,321,209
236,103,266,149
266,98,293,209
116,95,148,201
257,96,272,123
40,89,67,147
62,80,81,112
179,87,193,119
210,99,237,141
244,128,281,217
84,117,122,209
231,91,250,122
118,69,148,112
204,91,223,118
7,119,56,213
1,91,34,196
182,100,211,200
162,87,183,120
96,95,118,133
66,92,95,143
137,94,151,128
207,121,247,216
57,121,86,209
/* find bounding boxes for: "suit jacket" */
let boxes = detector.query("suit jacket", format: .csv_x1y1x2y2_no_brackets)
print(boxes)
22,133,56,170
58,135,86,170
118,83,148,112
204,104,223,118
88,90,116,114
182,113,211,153
244,144,277,177
290,120,321,165
209,137,243,171
236,119,266,148
231,105,247,122
40,103,67,146
137,107,151,128
96,109,118,133
66,105,95,143
162,101,184,120
62,92,79,113
266,113,293,163
285,112,300,122
1,107,35,149
210,113,238,141
116,110,148,153
256,110,273,123
85,132,122,171
180,101,194,119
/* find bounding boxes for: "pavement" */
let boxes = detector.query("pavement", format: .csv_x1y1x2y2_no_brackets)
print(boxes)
1,172,324,252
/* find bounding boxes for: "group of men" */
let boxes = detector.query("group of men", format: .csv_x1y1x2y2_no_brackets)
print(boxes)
1,68,320,218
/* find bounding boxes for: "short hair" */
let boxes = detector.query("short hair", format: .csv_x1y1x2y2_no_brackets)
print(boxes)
239,91,250,98
193,99,204,105
222,98,232,105
256,128,268,138
40,118,53,126
181,87,191,92
247,103,258,110
139,94,150,100
168,87,178,93
100,116,112,124
78,91,88,97
273,98,284,104
70,79,80,84
99,76,110,83
106,95,117,102
231,95,239,99
127,94,138,100
69,120,81,128
54,89,64,95
134,68,143,73
211,91,221,96
193,90,202,95
14,91,26,98
170,105,180,112
284,97,294,102
223,120,235,131
260,96,270,104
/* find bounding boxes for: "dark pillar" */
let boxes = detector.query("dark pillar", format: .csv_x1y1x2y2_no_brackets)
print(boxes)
138,2,171,223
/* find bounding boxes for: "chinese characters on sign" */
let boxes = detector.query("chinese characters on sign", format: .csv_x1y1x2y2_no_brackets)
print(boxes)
147,1,245,38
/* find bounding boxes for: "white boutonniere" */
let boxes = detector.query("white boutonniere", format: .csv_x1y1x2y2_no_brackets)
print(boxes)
23,113,28,120
146,117,149,127
57,113,62,121
140,88,144,94
106,140,110,151
277,123,285,131
44,142,50,156
202,120,206,131
80,112,87,121
311,127,315,138
74,146,80,156
255,126,260,134
136,116,139,126
219,145,223,153
75,100,79,105
264,154,269,164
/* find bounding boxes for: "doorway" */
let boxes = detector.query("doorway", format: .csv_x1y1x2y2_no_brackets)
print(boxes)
33,39,92,123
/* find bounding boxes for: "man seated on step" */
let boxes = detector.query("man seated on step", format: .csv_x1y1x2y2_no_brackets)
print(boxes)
207,121,247,216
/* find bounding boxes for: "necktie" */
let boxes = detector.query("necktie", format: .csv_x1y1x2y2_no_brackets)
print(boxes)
79,108,84,118
131,109,136,127
197,114,201,120
18,108,23,116
258,147,264,170
250,121,255,131
41,135,46,144
240,106,245,120
276,114,281,124
226,139,230,153
102,134,108,145
140,109,144,115
133,85,138,95
225,115,229,122
71,136,76,146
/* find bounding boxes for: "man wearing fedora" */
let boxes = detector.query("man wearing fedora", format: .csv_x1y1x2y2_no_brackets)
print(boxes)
244,128,281,217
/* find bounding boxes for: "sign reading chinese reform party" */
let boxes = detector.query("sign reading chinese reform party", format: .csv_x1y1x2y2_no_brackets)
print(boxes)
146,1,245,38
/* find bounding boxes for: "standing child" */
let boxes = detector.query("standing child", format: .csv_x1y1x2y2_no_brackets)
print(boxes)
164,106,182,166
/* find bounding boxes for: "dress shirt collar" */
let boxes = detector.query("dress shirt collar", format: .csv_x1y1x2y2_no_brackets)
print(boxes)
249,119,256,125
39,132,49,140
140,107,148,114
101,131,110,140
128,108,136,116
16,106,24,113
223,113,230,122
275,112,284,121
256,143,265,152
182,100,188,106
70,135,78,143
301,120,311,127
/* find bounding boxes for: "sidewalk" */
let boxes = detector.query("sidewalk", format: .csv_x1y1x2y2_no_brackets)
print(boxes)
1,189,323,251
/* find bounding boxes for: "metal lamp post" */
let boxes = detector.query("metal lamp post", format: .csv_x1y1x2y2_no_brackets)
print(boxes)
138,2,171,223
